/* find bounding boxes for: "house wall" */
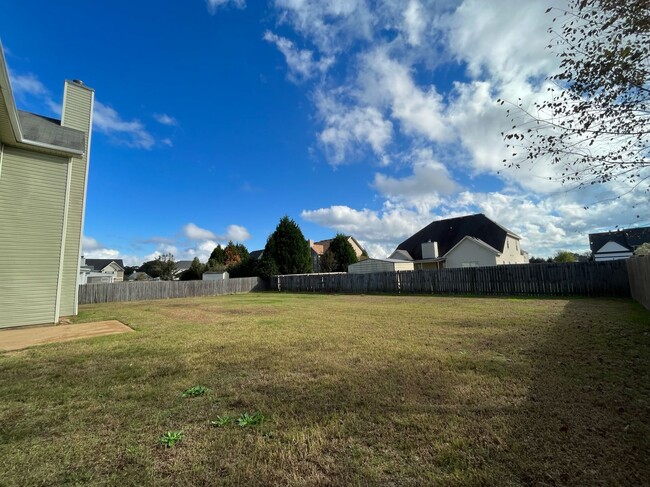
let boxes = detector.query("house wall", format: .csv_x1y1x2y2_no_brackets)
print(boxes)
58,81,94,317
445,239,498,268
0,145,69,327
347,237,365,258
103,263,124,282
594,241,633,261
496,235,527,265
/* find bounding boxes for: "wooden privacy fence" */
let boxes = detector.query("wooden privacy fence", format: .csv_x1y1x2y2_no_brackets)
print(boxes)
272,261,631,297
78,277,267,305
626,256,650,310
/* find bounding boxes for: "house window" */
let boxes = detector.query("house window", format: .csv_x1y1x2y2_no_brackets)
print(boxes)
461,261,479,268
507,240,510,249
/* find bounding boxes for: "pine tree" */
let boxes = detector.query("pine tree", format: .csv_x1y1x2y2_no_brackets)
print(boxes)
327,234,358,272
263,216,312,275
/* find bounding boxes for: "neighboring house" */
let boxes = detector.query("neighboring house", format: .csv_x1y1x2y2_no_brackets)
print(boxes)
126,271,154,281
0,41,94,328
390,214,528,269
173,260,194,279
84,258,125,282
203,271,229,281
589,226,650,261
348,258,414,274
309,236,367,272
249,249,264,260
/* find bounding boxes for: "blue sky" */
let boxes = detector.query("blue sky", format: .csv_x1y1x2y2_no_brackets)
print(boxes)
2,0,648,264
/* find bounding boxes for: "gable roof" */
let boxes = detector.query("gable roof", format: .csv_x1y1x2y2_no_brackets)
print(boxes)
394,213,518,260
85,259,125,271
249,250,264,260
444,236,501,257
589,226,650,253
175,260,194,271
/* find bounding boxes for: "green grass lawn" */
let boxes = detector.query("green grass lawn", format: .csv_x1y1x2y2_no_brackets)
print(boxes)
1,293,649,486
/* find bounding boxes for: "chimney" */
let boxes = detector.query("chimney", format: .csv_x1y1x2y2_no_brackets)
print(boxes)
421,241,439,259
61,79,95,315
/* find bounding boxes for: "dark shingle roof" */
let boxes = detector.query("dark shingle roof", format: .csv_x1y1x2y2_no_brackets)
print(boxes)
18,110,85,152
249,250,264,260
589,226,650,253
395,214,516,260
175,260,194,271
85,259,125,271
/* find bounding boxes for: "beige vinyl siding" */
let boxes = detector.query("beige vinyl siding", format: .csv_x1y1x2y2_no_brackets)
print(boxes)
0,145,68,327
445,239,498,269
59,82,93,317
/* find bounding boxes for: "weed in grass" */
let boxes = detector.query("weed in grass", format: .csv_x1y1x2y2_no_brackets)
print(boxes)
210,415,232,427
159,431,183,448
236,412,265,427
181,386,208,397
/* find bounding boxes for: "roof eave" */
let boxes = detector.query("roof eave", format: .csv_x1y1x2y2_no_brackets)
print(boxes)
0,39,85,156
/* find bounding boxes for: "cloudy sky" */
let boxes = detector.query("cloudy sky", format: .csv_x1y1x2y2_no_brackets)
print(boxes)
2,0,647,264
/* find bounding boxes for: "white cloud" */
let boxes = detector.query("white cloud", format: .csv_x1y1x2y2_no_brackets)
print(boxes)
273,0,375,54
82,236,102,252
161,138,173,147
317,91,393,164
206,0,245,14
93,102,155,149
82,235,140,266
373,148,458,210
358,49,452,142
403,0,427,46
182,222,251,243
183,223,217,241
264,31,333,82
8,71,48,97
153,113,178,126
224,224,251,242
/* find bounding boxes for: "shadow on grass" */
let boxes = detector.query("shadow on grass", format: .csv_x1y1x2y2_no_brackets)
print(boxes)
491,299,650,486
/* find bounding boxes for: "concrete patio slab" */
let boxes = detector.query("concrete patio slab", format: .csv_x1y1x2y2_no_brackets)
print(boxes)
0,321,133,352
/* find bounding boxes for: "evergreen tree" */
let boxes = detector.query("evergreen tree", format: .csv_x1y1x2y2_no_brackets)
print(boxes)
319,249,337,272
209,245,226,265
263,216,312,275
328,234,358,272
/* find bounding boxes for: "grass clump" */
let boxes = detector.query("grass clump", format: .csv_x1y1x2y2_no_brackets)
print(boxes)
181,386,208,398
159,431,183,448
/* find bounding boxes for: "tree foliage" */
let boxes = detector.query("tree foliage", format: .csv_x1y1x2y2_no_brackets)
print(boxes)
180,257,205,281
263,216,312,275
552,250,577,263
139,260,161,278
209,245,226,265
319,249,337,273
155,253,177,280
500,0,649,190
634,242,650,256
326,234,359,272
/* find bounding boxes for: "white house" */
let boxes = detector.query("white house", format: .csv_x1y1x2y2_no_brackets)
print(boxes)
389,213,528,269
589,226,650,261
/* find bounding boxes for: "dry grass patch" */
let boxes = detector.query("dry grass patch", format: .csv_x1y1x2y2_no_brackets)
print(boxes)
0,293,648,486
